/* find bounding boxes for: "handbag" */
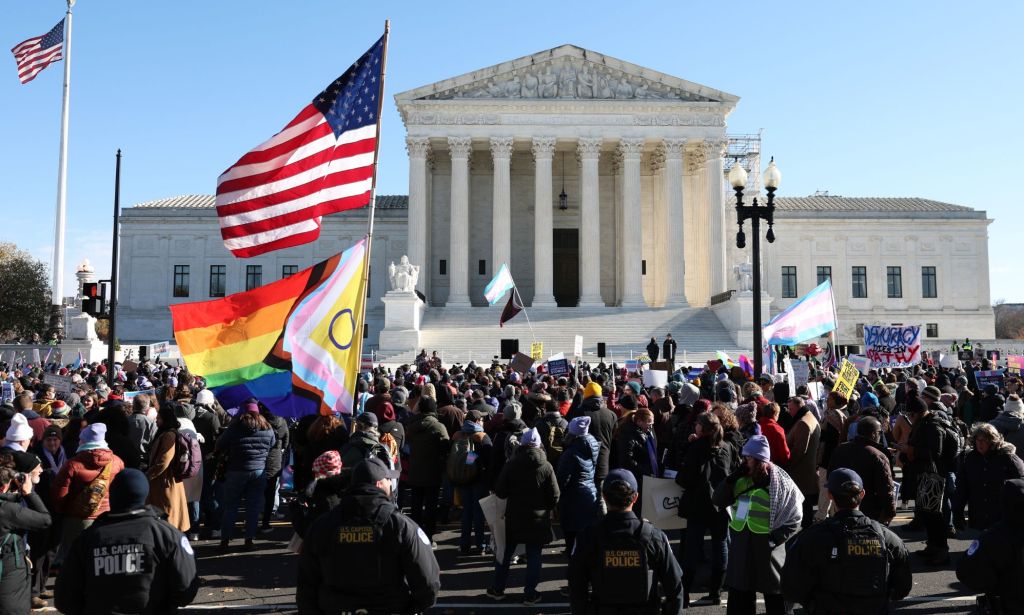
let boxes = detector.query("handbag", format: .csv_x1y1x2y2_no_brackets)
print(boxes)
916,471,945,514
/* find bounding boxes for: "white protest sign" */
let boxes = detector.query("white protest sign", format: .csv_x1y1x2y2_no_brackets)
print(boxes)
848,354,872,374
573,335,583,359
940,353,960,369
863,324,922,368
642,370,668,388
1,382,13,405
641,475,686,531
43,373,73,395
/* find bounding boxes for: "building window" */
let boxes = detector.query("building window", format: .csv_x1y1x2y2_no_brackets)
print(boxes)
209,265,226,298
479,260,486,276
363,323,369,339
780,266,798,298
852,266,868,298
172,265,189,298
439,259,447,276
922,266,938,298
282,265,298,279
926,323,939,338
856,323,865,338
642,260,647,276
816,266,832,286
886,266,903,299
366,266,371,298
245,265,262,291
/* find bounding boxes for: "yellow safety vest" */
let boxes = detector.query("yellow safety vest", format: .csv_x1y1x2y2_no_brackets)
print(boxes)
729,477,771,534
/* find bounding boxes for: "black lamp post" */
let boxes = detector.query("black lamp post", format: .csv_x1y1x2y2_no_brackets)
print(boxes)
558,151,568,211
729,157,782,377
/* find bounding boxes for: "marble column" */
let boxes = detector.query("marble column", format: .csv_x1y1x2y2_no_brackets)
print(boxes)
663,138,689,306
531,137,557,307
405,137,431,296
447,136,472,307
619,137,646,307
704,138,729,296
577,137,604,307
490,137,514,280
687,144,710,306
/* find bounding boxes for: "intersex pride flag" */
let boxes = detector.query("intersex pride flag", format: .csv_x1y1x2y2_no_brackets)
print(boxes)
171,239,367,417
763,280,838,346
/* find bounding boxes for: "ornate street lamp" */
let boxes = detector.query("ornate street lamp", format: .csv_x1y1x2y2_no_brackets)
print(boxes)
730,157,781,376
558,151,568,211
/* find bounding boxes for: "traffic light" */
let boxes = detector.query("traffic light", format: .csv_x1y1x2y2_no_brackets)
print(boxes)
81,282,104,316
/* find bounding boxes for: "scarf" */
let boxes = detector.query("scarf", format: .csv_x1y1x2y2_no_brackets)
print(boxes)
768,465,804,531
41,446,66,474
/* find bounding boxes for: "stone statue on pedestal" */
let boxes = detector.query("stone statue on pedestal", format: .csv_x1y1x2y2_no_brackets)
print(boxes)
388,256,420,293
734,257,754,292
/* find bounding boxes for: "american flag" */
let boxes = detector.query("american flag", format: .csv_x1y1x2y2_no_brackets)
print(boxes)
216,35,385,257
11,19,65,85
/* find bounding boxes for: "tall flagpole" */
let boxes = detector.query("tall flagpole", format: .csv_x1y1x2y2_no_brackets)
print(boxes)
50,0,74,337
354,20,390,375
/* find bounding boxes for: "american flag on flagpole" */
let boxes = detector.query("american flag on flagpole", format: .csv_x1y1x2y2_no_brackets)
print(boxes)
216,35,385,257
11,19,64,85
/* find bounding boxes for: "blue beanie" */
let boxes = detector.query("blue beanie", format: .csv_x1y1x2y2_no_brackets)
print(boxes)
741,423,771,462
860,392,880,409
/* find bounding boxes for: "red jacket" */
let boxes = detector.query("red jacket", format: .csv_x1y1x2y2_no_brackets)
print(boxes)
51,448,125,520
758,417,791,466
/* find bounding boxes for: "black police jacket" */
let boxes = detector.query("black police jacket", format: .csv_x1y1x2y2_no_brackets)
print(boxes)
781,509,912,614
568,510,683,615
54,506,199,615
296,483,441,615
956,518,1024,609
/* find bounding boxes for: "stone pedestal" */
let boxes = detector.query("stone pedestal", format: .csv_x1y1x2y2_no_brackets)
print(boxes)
61,311,108,363
378,291,426,353
711,291,773,350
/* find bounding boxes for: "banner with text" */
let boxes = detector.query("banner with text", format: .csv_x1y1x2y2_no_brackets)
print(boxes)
863,324,922,368
1008,356,1024,375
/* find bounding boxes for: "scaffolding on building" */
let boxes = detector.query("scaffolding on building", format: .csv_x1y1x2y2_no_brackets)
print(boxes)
725,130,763,193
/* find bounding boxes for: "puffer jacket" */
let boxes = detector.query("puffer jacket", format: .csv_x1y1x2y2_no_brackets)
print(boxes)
51,448,126,520
954,443,1024,530
555,434,599,532
576,396,616,481
992,401,1024,453
405,412,449,487
616,420,658,482
216,419,276,473
264,413,290,476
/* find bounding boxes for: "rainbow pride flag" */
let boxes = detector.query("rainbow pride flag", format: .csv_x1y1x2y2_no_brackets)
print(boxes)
170,238,367,417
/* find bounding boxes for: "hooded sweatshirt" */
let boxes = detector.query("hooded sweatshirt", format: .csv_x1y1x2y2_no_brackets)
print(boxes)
52,448,126,519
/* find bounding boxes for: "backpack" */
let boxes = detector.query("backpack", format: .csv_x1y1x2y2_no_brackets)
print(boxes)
592,521,655,606
822,518,890,606
447,433,484,485
537,415,567,465
933,415,964,473
173,430,202,481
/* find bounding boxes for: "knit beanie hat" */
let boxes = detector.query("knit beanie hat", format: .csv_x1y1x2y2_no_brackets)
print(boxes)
520,427,542,448
568,416,591,436
1004,395,1024,417
503,400,522,420
78,423,109,450
109,468,149,511
5,414,33,443
922,386,942,402
313,450,343,479
11,450,41,473
584,382,602,399
195,389,215,406
859,392,879,409
741,424,771,462
735,401,757,426
626,381,642,396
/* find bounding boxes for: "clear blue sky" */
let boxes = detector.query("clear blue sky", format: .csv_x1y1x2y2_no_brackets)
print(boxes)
2,1,1019,302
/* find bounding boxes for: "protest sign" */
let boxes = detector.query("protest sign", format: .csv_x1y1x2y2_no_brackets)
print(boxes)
530,342,543,361
929,350,942,365
624,359,640,374
1008,356,1024,375
831,359,860,399
958,350,974,361
510,352,534,374
573,335,583,358
650,361,671,372
641,476,686,531
43,373,73,395
548,358,571,377
1,382,13,405
124,388,155,400
976,370,1005,391
863,324,922,368
643,370,668,388
149,341,170,357
848,354,872,374
987,350,1001,362
122,360,139,373
974,348,986,361
790,359,810,388
940,354,960,369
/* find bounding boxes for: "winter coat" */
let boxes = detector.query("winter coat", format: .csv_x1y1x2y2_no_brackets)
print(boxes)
675,437,737,523
436,405,465,440
555,434,599,533
616,420,658,483
578,396,617,481
264,414,290,477
0,493,51,615
191,406,222,459
534,411,568,466
900,412,945,476
954,445,1024,530
127,413,158,459
52,448,126,520
405,412,449,487
757,417,791,466
646,341,660,362
380,420,405,454
784,408,821,497
21,409,50,447
487,418,526,488
828,437,897,523
339,431,389,470
146,430,190,532
992,405,1024,454
216,419,276,473
494,446,560,545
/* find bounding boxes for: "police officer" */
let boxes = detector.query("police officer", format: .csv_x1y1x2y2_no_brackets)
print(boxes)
568,469,684,615
781,468,912,614
54,468,199,614
297,456,440,615
956,478,1024,614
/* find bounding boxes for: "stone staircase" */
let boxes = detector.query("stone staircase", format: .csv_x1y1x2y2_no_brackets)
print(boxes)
375,306,748,366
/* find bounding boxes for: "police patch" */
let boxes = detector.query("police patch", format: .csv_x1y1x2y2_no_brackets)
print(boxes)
180,535,194,556
417,527,430,546
967,540,980,556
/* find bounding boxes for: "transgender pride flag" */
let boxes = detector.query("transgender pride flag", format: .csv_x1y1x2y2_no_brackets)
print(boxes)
763,279,838,346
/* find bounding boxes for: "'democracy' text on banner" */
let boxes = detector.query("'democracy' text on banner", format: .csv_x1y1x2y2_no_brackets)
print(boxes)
863,324,922,368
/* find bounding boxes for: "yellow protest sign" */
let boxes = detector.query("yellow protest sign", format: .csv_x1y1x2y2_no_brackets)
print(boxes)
831,359,860,399
530,342,544,361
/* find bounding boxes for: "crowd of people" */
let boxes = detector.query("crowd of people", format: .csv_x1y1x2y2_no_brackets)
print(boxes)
0,340,1021,613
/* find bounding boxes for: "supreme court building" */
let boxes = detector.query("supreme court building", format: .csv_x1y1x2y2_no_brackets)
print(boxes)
116,45,995,356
